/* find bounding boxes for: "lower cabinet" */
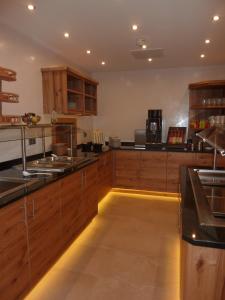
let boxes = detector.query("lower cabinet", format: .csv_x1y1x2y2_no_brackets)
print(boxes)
113,150,220,193
60,170,83,248
167,153,195,193
83,163,98,219
181,240,225,300
139,151,167,191
26,180,62,286
0,198,30,300
98,151,113,201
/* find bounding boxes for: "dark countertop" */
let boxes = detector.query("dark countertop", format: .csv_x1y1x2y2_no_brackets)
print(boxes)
112,143,213,153
180,166,225,249
0,148,110,209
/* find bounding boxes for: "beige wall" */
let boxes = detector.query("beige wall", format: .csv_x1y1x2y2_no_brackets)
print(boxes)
0,24,94,162
93,65,225,142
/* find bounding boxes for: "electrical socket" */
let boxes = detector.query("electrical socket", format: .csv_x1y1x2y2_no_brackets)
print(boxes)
29,138,36,145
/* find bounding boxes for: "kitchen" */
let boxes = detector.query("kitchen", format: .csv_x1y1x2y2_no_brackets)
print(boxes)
0,1,225,299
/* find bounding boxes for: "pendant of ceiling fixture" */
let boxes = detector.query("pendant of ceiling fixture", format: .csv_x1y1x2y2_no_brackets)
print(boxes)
130,38,164,60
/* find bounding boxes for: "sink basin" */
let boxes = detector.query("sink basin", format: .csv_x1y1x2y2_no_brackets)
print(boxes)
0,177,38,198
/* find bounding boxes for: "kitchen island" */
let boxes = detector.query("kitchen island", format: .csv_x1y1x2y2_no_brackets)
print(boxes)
180,166,225,300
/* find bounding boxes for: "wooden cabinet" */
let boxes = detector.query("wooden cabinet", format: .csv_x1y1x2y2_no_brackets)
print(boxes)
114,150,141,188
139,151,167,191
83,163,98,220
60,170,83,248
26,181,62,286
181,240,225,300
98,151,113,201
188,81,225,142
195,153,213,167
167,153,195,193
0,198,30,300
41,66,98,116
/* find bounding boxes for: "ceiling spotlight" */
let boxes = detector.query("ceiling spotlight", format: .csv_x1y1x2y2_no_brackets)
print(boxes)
86,50,91,54
205,39,210,44
27,4,35,10
64,32,69,38
132,24,138,31
142,44,147,49
200,54,205,58
213,15,220,22
148,58,152,62
101,61,106,65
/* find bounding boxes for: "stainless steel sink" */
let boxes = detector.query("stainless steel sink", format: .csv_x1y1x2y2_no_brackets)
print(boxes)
0,177,38,198
25,156,93,173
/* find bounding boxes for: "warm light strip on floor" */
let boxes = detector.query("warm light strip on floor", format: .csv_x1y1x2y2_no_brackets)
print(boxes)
110,188,180,202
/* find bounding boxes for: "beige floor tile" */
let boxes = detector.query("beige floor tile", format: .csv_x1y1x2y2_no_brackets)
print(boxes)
26,192,180,300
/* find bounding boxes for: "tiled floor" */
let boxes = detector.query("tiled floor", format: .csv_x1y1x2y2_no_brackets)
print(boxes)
25,191,180,300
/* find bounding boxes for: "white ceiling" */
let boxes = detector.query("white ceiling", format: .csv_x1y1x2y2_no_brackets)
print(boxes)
0,0,225,72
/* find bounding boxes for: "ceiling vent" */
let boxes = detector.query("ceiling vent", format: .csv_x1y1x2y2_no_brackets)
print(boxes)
130,48,164,59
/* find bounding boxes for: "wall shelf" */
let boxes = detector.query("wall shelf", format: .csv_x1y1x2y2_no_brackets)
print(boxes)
0,92,19,103
0,67,16,81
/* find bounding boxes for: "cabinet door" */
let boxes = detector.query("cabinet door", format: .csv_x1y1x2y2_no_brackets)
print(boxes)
195,153,213,168
83,163,98,220
167,153,195,192
0,198,30,300
60,171,83,248
42,70,67,114
139,151,167,192
26,181,61,286
98,152,113,202
114,150,141,188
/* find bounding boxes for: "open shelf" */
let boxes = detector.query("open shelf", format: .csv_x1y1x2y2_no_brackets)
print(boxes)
0,67,16,81
0,92,19,103
191,105,225,110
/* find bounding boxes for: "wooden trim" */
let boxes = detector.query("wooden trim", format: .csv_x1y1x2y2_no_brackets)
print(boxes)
0,66,17,81
189,80,225,89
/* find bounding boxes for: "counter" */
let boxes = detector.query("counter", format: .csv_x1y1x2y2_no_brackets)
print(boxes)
0,149,111,209
180,166,225,249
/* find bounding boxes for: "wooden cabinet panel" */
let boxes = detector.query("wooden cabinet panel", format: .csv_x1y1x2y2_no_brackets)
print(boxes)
0,198,30,300
167,153,195,192
114,150,140,188
60,171,83,248
139,151,167,191
84,163,98,220
195,153,213,167
26,181,61,286
181,240,225,300
98,151,113,201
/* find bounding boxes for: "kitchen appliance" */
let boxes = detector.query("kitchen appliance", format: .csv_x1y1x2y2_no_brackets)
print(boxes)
146,109,162,144
134,129,146,149
109,137,121,148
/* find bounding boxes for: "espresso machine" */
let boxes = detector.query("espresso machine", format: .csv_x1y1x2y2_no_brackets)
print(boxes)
146,109,162,144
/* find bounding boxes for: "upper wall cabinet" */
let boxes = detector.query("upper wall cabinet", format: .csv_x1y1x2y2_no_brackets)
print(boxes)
188,80,225,139
41,66,98,116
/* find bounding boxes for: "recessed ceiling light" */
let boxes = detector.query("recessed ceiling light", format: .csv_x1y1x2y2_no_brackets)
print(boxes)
86,50,91,54
148,58,152,62
213,15,220,22
27,4,35,10
142,44,147,49
200,54,205,58
64,32,69,38
132,24,138,31
30,56,35,61
101,61,106,65
205,39,211,44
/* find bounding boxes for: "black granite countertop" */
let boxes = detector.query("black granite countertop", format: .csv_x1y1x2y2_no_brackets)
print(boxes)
0,148,110,209
112,142,214,153
180,166,225,249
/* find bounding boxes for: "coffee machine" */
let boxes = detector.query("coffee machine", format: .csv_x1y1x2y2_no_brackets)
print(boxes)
146,110,162,144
